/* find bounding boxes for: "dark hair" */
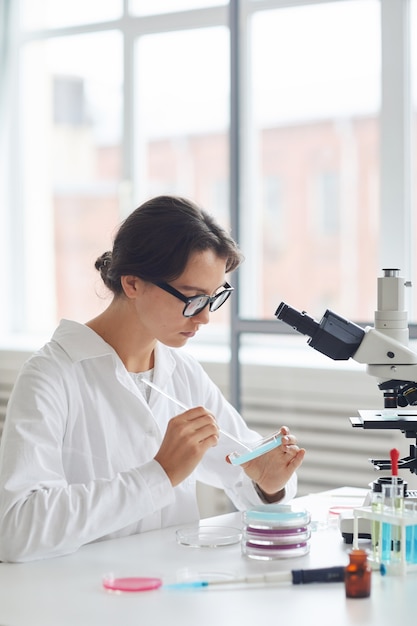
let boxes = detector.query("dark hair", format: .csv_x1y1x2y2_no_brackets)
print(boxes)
95,195,244,295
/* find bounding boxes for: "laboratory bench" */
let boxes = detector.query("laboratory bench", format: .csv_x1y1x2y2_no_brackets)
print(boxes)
0,487,414,626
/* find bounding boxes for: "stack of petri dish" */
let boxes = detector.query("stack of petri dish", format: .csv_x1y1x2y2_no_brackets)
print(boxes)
242,504,311,560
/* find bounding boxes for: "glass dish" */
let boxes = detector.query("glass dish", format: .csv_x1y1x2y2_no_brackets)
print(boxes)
176,525,242,548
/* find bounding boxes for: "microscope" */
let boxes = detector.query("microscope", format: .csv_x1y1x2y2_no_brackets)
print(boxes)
275,269,417,540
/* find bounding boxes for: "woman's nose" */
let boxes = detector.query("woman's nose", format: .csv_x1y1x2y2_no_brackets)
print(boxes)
193,305,211,325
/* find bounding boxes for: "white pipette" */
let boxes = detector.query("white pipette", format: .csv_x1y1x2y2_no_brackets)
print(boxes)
141,378,251,451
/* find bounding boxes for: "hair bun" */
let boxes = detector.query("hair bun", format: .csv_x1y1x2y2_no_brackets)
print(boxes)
95,251,112,272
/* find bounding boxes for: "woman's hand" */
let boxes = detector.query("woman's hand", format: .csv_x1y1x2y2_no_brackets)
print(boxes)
154,407,219,486
240,426,305,501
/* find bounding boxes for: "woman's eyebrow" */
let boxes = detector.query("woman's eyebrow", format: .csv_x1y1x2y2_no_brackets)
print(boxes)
175,284,209,294
176,283,224,294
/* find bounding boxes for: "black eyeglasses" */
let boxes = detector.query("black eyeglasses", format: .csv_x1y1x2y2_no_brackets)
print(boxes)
153,281,234,317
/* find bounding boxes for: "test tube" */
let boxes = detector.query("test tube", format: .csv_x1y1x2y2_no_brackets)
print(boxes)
381,482,404,564
370,490,383,561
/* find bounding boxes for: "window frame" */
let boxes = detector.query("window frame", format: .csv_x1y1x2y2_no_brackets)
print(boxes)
1,0,415,413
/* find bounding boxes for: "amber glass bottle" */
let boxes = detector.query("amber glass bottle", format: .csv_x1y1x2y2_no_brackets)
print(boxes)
344,549,372,598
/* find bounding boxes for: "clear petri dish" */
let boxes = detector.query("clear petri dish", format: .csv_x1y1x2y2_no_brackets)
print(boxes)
228,433,282,466
175,568,237,583
176,525,242,548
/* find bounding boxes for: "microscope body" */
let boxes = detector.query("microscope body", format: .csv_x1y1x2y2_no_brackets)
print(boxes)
275,269,417,474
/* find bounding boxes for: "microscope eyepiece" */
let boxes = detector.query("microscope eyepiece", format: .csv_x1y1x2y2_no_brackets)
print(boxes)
275,302,365,361
275,303,319,338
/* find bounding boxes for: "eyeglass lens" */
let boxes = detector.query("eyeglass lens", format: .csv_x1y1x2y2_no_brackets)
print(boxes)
183,289,231,317
210,289,231,311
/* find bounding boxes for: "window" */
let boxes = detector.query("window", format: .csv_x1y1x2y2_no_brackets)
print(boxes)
0,3,230,338
263,175,284,259
20,0,122,29
134,27,229,211
15,31,123,332
129,0,226,16
0,0,415,361
412,0,417,316
314,171,340,236
239,0,381,321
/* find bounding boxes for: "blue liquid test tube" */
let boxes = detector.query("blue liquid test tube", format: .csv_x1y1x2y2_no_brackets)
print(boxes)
405,524,414,563
381,482,403,564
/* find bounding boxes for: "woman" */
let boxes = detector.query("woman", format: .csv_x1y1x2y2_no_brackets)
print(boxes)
0,195,305,562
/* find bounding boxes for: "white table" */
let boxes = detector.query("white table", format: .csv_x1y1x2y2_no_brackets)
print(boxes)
0,488,414,626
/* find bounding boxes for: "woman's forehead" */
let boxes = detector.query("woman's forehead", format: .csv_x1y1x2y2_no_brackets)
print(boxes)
174,250,227,291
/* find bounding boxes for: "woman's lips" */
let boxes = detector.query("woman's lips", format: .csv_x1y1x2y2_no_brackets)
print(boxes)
180,330,197,338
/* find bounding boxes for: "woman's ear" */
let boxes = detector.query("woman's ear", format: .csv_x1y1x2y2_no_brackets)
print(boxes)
120,275,141,299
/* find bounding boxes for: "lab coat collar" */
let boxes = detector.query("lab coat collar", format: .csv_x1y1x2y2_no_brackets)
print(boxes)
51,319,177,382
51,320,116,362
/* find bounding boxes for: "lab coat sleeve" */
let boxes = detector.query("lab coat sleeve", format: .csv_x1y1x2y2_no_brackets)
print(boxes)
0,360,175,562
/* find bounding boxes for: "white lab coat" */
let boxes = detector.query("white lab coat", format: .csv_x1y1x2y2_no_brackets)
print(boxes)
0,320,297,562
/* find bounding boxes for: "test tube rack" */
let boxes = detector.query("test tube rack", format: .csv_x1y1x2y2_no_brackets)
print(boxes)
353,506,417,576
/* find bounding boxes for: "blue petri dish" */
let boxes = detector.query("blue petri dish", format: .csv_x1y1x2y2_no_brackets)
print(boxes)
228,433,282,466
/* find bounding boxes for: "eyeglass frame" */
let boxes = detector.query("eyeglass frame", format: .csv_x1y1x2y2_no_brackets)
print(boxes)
152,280,234,317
